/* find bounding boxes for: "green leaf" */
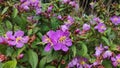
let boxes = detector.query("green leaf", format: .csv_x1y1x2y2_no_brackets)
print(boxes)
71,46,76,57
28,49,38,68
12,8,18,18
1,7,9,15
45,65,56,68
101,36,110,46
39,57,47,68
79,42,88,56
2,59,17,68
12,46,25,58
102,60,113,68
5,20,12,30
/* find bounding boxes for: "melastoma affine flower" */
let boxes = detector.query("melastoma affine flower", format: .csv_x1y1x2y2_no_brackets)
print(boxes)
68,57,92,68
111,54,120,67
54,30,72,51
94,23,106,33
110,16,120,25
42,30,72,52
94,44,105,57
64,15,74,26
6,30,29,48
82,23,90,31
42,30,60,52
62,0,70,4
103,50,112,59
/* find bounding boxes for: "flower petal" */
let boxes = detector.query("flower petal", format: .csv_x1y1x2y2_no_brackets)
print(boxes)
16,42,24,48
14,30,24,37
21,36,29,43
44,44,52,52
61,45,68,51
53,43,61,51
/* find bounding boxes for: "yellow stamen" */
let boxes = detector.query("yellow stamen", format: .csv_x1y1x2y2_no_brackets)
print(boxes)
46,38,53,46
16,37,22,42
80,61,85,65
101,26,105,29
59,36,66,43
117,59,120,63
114,18,118,21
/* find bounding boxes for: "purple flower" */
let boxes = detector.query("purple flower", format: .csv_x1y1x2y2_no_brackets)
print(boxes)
94,23,106,33
12,30,29,48
42,30,72,52
57,15,63,20
0,30,29,48
54,30,72,51
94,44,104,57
47,5,53,13
75,29,80,34
110,16,120,25
64,15,74,26
61,25,69,32
20,1,30,10
36,7,42,15
93,17,103,23
0,36,5,44
69,1,76,7
103,50,112,59
68,57,91,68
82,23,90,31
42,30,57,51
111,54,120,67
62,0,70,3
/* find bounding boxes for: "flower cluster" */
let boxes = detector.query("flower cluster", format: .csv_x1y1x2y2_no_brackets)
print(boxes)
111,54,120,67
0,30,29,48
19,0,41,14
93,17,107,33
42,30,72,52
95,44,113,58
68,57,91,68
62,0,79,8
61,15,74,32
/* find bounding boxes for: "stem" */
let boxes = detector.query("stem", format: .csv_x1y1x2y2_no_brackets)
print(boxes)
56,54,64,68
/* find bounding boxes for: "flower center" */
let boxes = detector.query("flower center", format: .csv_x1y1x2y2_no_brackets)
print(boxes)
46,38,53,46
16,37,22,42
117,59,120,63
101,25,105,29
114,18,118,21
80,61,85,65
59,36,66,43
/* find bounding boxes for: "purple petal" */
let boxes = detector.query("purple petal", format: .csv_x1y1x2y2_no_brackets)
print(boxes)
112,61,118,67
61,45,69,51
44,44,52,52
21,36,29,43
0,37,4,43
14,30,24,37
65,38,72,46
6,31,15,39
7,41,16,46
111,57,116,61
53,43,61,51
16,42,24,48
